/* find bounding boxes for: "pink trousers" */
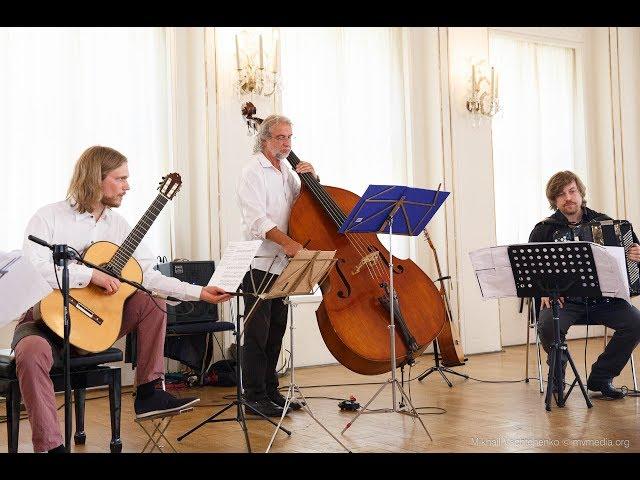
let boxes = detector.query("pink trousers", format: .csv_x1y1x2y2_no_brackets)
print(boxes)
14,291,166,452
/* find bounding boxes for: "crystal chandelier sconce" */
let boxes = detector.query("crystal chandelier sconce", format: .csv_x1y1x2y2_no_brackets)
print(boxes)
466,64,501,124
235,31,279,98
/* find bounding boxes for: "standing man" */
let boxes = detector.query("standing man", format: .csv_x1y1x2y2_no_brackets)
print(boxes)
18,145,231,452
529,170,640,398
237,114,317,417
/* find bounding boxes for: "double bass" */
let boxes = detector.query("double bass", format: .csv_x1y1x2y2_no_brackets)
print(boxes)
242,104,446,375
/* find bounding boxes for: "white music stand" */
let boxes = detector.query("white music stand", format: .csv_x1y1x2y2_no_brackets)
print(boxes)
262,250,352,453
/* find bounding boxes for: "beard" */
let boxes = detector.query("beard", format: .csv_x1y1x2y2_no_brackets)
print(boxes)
275,149,290,160
101,194,123,208
559,202,579,215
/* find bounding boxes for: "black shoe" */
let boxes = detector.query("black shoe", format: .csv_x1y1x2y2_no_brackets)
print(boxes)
268,390,304,411
134,389,200,419
244,398,286,417
586,378,625,399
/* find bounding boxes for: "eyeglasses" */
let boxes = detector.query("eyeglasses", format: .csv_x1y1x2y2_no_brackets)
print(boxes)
269,134,294,141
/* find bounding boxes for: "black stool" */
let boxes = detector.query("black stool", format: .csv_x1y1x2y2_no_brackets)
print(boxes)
0,347,123,453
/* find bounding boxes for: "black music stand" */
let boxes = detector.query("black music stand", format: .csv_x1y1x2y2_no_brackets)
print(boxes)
507,242,596,411
338,185,448,438
416,340,469,387
176,283,291,453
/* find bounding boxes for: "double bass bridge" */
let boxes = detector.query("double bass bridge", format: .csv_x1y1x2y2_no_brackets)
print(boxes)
351,251,380,275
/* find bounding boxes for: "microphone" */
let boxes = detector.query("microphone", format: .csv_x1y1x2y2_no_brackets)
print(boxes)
150,291,184,303
28,235,52,249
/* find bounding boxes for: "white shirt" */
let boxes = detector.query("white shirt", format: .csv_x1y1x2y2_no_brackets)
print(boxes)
22,200,203,301
236,152,301,274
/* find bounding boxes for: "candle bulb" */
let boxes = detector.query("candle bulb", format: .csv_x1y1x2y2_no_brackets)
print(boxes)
273,38,279,73
235,34,240,70
259,34,264,69
472,64,477,92
491,67,495,98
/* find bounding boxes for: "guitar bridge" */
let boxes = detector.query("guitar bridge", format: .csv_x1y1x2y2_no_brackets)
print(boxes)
68,297,103,325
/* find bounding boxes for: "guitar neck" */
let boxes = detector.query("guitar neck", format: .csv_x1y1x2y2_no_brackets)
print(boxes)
109,194,169,273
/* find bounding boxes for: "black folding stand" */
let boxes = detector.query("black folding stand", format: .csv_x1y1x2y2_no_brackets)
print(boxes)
507,242,596,411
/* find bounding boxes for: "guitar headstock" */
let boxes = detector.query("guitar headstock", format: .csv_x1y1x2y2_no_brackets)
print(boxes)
158,173,182,200
241,102,264,136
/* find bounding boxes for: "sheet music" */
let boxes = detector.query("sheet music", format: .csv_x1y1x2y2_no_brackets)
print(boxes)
470,243,631,302
0,250,53,328
592,245,630,301
259,250,336,300
207,240,263,292
469,246,516,298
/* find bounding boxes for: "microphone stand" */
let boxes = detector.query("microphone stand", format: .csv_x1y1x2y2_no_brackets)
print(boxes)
27,235,170,452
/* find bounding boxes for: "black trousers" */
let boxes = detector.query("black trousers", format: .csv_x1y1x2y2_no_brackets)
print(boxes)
241,269,289,401
538,299,640,382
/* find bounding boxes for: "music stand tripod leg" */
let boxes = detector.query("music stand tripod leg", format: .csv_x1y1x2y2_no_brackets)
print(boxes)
265,302,350,453
417,341,453,387
545,338,558,411
296,386,352,451
341,380,390,434
545,297,593,410
176,292,291,453
395,381,432,440
564,346,593,408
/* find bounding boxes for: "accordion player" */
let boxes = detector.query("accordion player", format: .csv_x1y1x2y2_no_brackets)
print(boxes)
552,219,640,297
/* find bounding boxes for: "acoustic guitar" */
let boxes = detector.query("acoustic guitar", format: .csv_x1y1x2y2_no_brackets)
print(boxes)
40,173,182,353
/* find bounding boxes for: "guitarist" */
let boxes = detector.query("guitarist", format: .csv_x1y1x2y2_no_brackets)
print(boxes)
15,146,231,453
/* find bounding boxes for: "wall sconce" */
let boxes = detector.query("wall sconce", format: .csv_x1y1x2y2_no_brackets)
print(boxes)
466,63,501,124
235,31,279,97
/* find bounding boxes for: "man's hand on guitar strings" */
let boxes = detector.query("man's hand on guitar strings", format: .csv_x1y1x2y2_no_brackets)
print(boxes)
91,269,121,295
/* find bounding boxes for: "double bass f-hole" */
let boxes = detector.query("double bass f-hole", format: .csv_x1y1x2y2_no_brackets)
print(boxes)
366,245,404,275
334,259,352,299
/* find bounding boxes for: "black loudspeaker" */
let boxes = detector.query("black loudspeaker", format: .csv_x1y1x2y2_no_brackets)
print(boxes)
156,261,218,324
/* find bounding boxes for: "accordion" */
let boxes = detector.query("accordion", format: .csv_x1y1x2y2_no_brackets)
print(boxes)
553,220,639,296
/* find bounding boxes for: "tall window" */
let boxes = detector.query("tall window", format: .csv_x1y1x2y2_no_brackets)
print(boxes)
0,28,172,255
490,33,586,245
280,27,410,255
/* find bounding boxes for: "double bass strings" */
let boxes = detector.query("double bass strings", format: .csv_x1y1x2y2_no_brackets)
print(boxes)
289,153,392,286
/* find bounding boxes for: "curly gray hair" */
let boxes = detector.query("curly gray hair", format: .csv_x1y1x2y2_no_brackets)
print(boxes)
253,114,293,154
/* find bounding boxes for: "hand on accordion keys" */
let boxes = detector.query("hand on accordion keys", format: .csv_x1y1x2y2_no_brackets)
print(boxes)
628,243,640,263
541,297,565,310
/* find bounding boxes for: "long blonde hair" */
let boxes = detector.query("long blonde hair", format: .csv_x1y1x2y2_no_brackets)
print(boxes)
67,146,127,214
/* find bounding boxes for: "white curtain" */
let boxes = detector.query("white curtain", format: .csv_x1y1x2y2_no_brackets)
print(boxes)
0,27,172,256
490,34,586,246
280,27,410,256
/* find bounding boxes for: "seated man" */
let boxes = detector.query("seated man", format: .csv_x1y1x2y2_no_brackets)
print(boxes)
17,145,231,452
529,170,640,399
